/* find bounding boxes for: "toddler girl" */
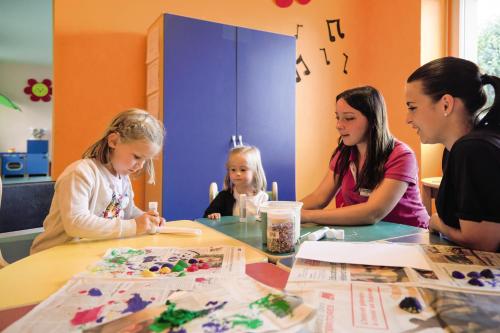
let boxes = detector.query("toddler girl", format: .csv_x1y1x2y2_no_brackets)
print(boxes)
204,146,268,219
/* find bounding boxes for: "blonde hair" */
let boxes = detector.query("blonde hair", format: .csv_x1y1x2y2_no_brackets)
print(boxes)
82,109,165,184
223,146,267,193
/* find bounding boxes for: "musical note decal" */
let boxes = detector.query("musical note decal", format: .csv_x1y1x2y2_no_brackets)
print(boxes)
319,48,331,65
295,24,303,39
296,54,311,83
326,19,345,42
342,53,349,74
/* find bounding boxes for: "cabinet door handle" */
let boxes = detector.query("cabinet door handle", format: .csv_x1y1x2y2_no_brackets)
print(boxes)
238,135,243,146
231,135,237,148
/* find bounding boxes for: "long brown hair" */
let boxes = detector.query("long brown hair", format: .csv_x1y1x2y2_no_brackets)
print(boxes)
332,86,395,191
82,109,165,184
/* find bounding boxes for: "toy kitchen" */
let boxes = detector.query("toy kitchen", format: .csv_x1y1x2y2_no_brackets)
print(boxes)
1,139,50,177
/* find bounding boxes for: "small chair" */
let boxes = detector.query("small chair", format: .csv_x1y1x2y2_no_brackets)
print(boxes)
209,181,278,203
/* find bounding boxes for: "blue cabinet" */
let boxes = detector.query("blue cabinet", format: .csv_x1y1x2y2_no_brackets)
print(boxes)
148,14,295,220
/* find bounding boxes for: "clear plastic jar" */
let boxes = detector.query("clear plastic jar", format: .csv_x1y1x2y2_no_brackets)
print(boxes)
266,210,294,253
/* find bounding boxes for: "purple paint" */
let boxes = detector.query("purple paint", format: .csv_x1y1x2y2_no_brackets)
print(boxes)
480,269,494,279
162,263,174,269
142,256,157,263
468,278,484,287
451,271,465,279
88,288,102,297
121,293,152,314
467,271,480,279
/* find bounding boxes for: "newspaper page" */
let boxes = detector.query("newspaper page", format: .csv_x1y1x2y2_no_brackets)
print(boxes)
4,277,194,333
81,246,246,279
287,281,500,332
84,276,314,333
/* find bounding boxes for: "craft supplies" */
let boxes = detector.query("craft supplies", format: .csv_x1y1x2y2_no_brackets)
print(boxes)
266,210,294,253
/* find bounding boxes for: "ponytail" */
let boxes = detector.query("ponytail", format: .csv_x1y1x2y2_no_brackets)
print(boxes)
478,74,500,128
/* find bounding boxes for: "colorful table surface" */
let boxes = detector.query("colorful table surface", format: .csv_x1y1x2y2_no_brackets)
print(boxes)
196,216,426,260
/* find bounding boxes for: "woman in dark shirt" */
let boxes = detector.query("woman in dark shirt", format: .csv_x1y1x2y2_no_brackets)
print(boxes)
405,57,500,252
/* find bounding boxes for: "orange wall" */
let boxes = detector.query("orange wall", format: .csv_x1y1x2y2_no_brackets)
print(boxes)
54,0,423,210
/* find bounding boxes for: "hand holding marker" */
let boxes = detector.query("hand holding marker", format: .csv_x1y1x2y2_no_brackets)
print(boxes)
148,202,202,235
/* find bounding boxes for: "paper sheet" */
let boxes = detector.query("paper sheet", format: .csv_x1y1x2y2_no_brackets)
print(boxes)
296,241,432,270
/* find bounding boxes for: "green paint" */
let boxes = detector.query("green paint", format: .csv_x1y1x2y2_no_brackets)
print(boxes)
172,264,185,272
177,272,186,277
149,300,213,332
250,294,292,318
231,314,263,329
177,260,189,268
107,256,127,264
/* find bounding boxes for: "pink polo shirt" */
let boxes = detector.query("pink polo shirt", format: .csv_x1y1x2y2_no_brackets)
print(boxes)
330,140,429,228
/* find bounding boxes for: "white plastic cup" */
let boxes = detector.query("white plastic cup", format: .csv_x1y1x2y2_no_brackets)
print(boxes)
260,201,303,243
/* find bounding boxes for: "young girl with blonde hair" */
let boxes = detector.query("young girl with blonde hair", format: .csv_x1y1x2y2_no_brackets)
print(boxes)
204,146,268,219
31,109,165,254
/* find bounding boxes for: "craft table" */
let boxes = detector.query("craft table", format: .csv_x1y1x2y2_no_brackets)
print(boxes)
0,220,268,312
196,216,426,262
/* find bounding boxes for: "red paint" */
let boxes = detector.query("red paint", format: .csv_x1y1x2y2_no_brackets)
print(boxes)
70,305,104,326
118,290,126,293
78,290,87,294
276,0,293,8
296,0,311,5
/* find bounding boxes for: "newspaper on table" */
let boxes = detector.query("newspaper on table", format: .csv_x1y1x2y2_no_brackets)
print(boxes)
291,243,500,294
84,276,314,333
286,243,500,332
5,246,247,333
286,281,500,333
3,277,194,333
81,246,246,279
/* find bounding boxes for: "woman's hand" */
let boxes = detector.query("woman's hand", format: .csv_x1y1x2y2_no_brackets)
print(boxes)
208,213,221,220
428,213,443,234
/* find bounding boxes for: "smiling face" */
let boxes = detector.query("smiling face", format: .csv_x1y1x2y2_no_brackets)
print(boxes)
335,98,369,146
107,133,160,177
405,81,447,144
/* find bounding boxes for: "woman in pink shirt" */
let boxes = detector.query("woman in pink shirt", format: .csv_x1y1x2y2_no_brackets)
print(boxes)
301,86,429,228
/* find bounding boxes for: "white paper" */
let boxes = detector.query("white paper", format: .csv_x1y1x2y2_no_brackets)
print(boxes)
296,241,432,271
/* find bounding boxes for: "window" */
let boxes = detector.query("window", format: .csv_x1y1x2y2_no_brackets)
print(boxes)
460,0,500,104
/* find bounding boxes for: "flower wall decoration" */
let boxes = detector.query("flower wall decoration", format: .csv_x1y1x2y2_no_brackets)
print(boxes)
24,78,52,102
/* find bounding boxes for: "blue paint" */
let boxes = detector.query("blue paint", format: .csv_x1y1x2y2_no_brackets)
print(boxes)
88,288,102,296
121,293,152,314
96,316,104,323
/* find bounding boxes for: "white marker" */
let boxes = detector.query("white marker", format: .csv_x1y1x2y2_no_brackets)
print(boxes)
148,201,159,234
307,227,330,241
325,228,336,239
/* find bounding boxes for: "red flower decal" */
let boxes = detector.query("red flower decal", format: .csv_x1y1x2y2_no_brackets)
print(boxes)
24,78,52,102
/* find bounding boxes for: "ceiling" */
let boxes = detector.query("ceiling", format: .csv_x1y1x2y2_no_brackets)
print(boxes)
0,0,52,65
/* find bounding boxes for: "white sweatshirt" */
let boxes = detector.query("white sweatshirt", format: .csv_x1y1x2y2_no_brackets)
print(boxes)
30,159,143,254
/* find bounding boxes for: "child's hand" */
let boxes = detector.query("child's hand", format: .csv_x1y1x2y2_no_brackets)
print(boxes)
135,213,162,235
207,213,221,220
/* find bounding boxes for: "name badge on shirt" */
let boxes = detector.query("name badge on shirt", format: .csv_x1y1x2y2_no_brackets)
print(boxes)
359,188,372,197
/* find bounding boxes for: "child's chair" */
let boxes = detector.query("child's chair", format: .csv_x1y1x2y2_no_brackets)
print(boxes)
209,181,278,203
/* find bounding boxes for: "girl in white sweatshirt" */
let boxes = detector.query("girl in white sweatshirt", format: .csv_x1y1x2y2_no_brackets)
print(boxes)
31,109,165,254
